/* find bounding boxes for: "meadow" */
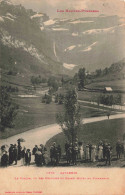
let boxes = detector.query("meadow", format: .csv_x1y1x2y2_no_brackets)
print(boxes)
46,118,125,155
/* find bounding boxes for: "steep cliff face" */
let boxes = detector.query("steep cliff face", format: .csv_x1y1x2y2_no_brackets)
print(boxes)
0,0,125,77
0,0,63,76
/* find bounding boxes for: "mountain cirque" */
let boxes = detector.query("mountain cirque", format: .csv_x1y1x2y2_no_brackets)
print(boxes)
0,0,125,76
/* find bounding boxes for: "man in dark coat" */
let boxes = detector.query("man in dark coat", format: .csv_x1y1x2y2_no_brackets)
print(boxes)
116,142,122,159
9,144,14,165
105,144,112,165
25,149,31,166
32,145,38,155
57,145,61,161
1,151,9,167
89,143,92,161
17,140,22,160
65,141,70,158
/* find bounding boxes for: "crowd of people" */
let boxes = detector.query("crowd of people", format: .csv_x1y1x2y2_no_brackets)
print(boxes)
0,138,125,167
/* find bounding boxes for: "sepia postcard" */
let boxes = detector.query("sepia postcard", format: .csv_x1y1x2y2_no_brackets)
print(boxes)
0,0,125,194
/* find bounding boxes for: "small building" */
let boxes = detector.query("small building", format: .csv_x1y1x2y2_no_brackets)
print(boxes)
104,87,113,92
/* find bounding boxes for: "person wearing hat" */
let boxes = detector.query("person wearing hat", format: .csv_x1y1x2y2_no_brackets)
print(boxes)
116,141,122,159
98,141,103,161
85,144,90,162
13,144,18,165
79,142,84,161
89,143,92,161
105,143,112,165
1,151,8,167
72,144,78,165
25,149,31,166
65,141,70,158
91,145,97,162
9,144,14,165
21,147,26,166
32,145,38,155
57,145,61,161
67,145,72,165
17,140,22,160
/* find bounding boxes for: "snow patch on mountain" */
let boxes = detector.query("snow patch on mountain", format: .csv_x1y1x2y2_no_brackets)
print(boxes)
44,19,56,26
53,41,59,61
6,13,16,19
31,13,44,19
64,45,76,51
0,16,4,22
80,42,97,52
52,28,68,31
72,32,78,36
3,16,14,21
83,27,115,35
69,20,94,24
63,63,77,70
58,19,69,22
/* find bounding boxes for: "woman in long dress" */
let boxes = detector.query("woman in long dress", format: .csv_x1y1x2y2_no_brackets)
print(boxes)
85,145,89,161
98,145,103,161
91,145,97,162
79,144,84,160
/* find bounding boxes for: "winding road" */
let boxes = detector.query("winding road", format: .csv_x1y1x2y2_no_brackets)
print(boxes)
0,113,125,149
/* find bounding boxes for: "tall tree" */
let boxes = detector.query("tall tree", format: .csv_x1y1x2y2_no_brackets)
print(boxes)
56,89,81,145
78,68,86,90
0,86,19,131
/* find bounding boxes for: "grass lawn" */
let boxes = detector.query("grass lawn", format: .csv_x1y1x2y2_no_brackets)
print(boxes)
0,94,118,139
78,90,125,104
86,79,125,91
46,118,125,155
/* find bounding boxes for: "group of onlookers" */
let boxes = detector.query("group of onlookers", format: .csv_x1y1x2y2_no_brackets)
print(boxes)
64,139,125,166
0,139,125,167
0,141,31,167
32,144,49,166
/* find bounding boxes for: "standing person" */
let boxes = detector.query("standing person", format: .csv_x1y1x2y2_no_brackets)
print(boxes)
21,147,26,166
43,148,49,165
1,151,9,167
9,144,14,165
17,140,22,160
50,146,54,164
13,144,18,165
91,145,97,162
25,149,31,166
57,145,61,161
79,143,84,161
105,144,112,166
103,142,107,160
89,143,92,161
72,144,78,165
35,149,42,166
65,141,70,158
85,145,90,162
98,144,103,161
32,145,38,156
67,144,72,165
116,141,122,159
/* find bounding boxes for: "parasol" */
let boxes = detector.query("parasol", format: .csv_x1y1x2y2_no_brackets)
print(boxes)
17,138,25,142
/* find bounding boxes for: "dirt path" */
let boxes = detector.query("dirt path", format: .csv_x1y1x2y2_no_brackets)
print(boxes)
78,100,125,111
0,113,125,149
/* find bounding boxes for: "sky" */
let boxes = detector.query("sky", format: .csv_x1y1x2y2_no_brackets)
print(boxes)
11,0,125,18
